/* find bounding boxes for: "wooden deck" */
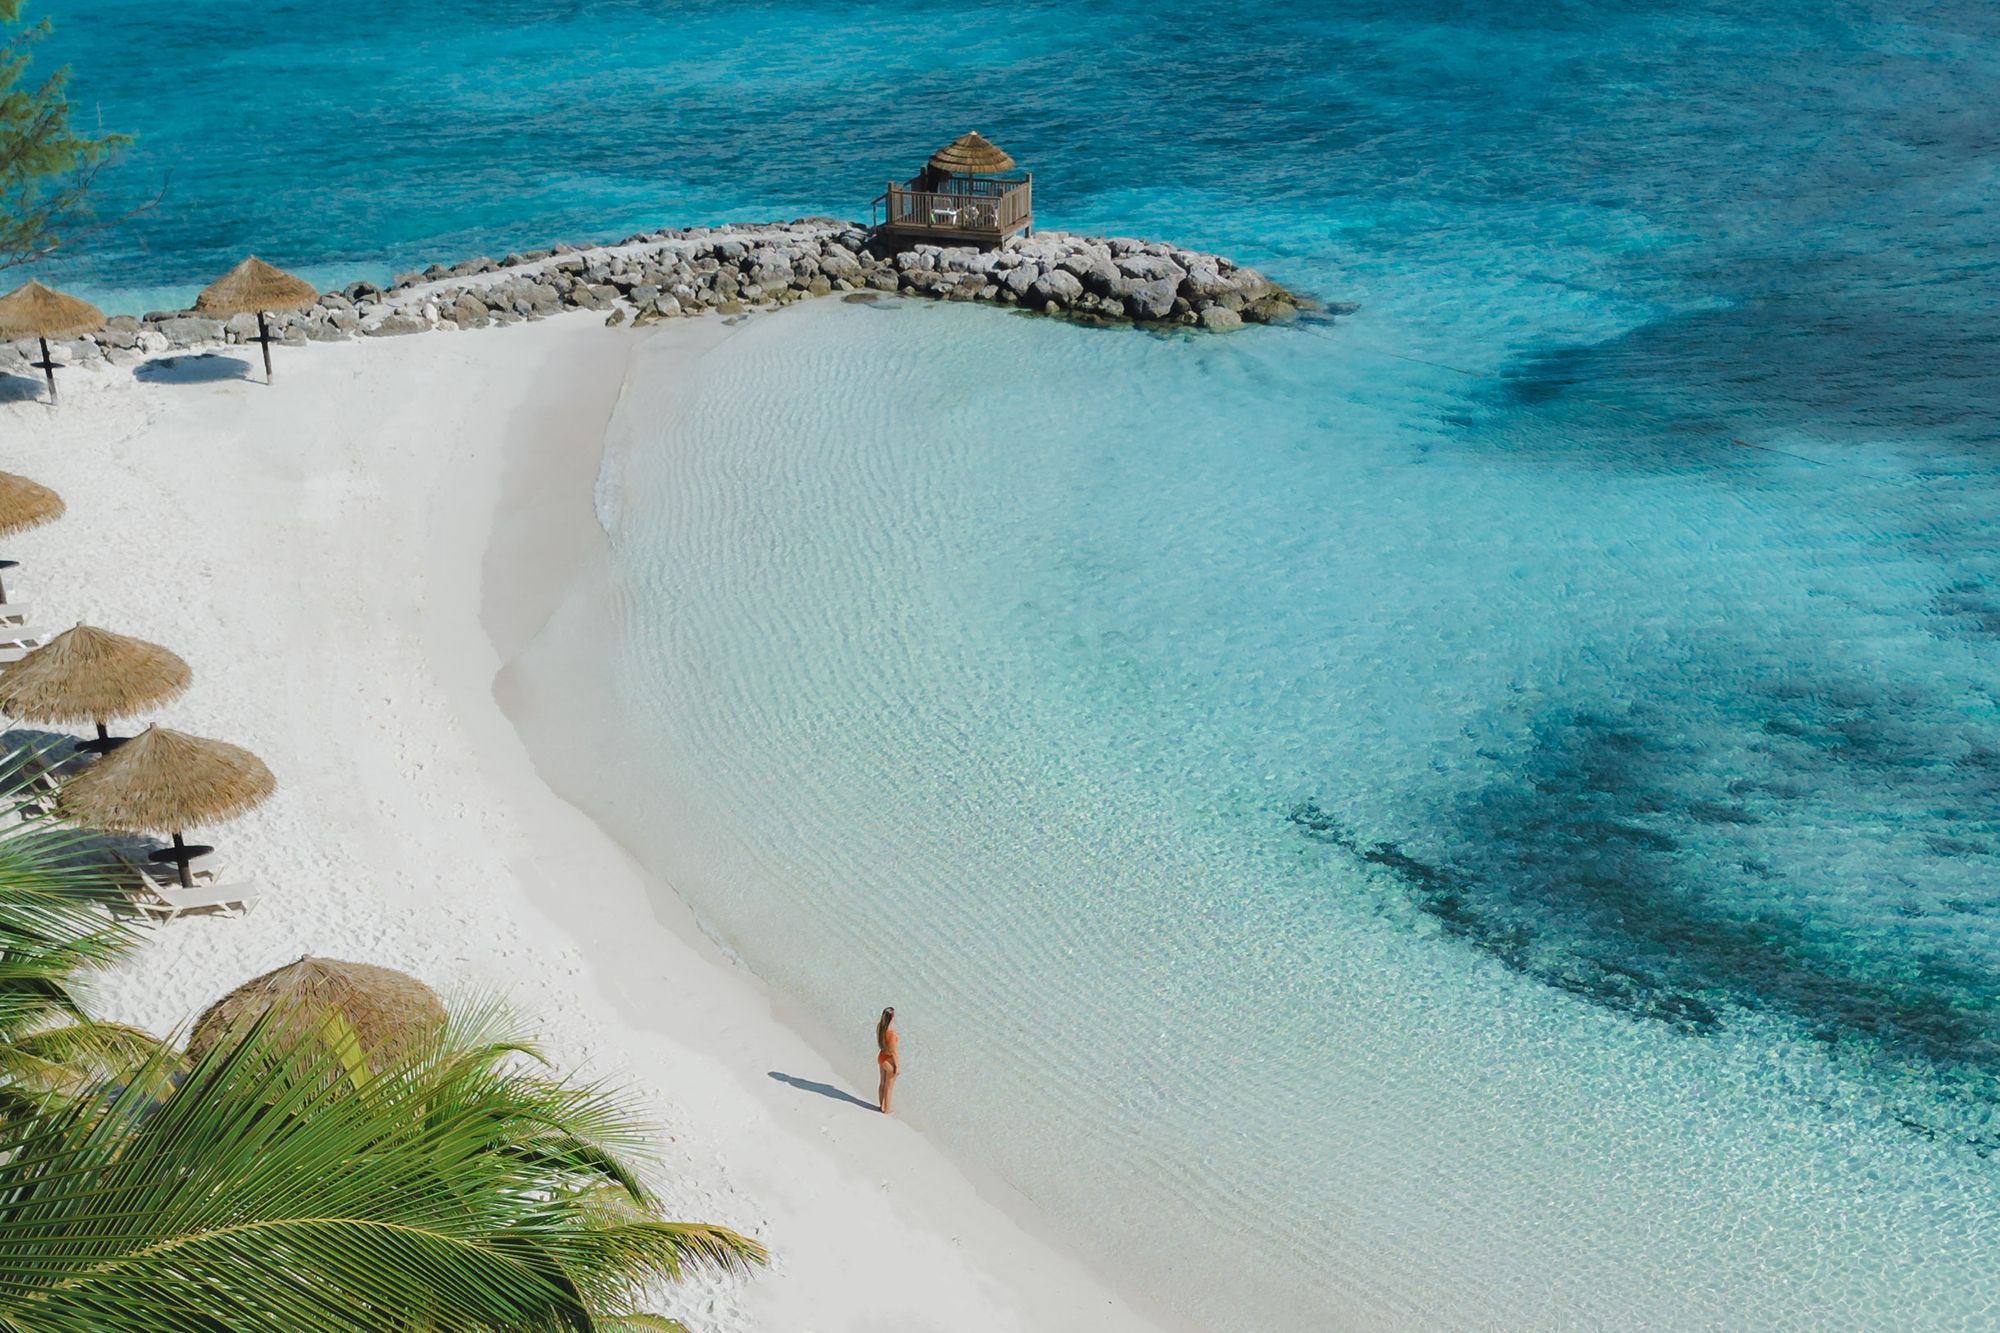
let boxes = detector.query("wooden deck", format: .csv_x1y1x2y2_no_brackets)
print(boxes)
873,176,1033,246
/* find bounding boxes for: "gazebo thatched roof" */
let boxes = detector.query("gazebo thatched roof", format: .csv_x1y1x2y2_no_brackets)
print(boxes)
57,724,274,833
193,256,318,317
928,131,1016,176
0,625,191,726
188,956,446,1076
0,281,105,341
0,471,63,538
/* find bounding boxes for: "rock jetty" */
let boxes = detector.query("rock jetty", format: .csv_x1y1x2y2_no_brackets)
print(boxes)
2,220,1310,372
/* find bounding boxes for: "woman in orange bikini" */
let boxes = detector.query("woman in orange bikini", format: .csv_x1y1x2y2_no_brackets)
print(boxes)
875,1007,899,1114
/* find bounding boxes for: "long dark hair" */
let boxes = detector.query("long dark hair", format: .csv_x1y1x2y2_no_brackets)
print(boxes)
876,1007,896,1047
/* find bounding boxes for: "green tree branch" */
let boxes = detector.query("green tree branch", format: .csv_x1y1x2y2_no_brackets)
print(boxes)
0,0,141,271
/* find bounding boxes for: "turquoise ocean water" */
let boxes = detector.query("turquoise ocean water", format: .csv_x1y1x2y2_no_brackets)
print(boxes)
40,1,2000,1326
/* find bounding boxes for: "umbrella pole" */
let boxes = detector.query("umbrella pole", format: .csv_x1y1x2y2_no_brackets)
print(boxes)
173,831,192,889
37,337,56,405
95,721,109,743
257,311,273,382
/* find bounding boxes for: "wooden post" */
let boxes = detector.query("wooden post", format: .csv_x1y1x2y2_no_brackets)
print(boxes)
172,831,192,889
36,336,56,405
256,310,274,382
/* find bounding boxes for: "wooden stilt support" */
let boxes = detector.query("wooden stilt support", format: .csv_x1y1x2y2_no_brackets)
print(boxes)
256,310,274,382
34,336,56,405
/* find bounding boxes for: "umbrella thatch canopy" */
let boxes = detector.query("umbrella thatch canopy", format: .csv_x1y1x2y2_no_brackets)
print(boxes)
0,280,104,340
0,625,191,742
927,131,1016,176
0,281,105,405
188,956,446,1076
0,472,63,604
193,256,318,317
0,472,63,538
57,724,273,835
193,257,318,382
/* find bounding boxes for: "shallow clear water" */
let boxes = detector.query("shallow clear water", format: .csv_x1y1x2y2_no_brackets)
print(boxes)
42,0,2000,1326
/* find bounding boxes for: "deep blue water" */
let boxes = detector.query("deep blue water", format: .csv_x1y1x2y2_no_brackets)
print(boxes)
35,1,2000,1325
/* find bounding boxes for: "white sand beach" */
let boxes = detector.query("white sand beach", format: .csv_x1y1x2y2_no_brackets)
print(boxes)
0,311,1167,1333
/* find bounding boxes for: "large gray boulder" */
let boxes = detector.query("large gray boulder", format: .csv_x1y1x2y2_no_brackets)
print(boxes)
1116,253,1187,286
818,247,863,280
1059,251,1120,295
150,316,227,347
97,317,141,350
363,313,429,337
744,248,793,288
1027,267,1084,306
999,263,1041,297
1124,277,1179,320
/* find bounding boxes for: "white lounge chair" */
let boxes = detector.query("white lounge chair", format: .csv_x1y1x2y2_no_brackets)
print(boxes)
0,602,29,627
0,627,44,663
125,859,260,923
12,759,60,821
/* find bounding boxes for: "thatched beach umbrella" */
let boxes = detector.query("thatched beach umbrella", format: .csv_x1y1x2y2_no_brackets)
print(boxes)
0,625,191,750
189,957,446,1077
193,256,317,382
57,724,274,886
0,472,63,603
927,131,1017,176
0,280,105,405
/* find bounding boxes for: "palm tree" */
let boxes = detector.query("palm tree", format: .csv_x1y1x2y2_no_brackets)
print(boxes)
0,761,164,1112
0,1005,766,1330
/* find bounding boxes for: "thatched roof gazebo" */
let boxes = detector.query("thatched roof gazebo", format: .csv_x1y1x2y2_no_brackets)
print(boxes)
189,956,446,1077
57,724,275,886
927,131,1017,176
874,131,1033,247
0,281,105,405
0,472,63,604
0,625,191,750
193,257,318,382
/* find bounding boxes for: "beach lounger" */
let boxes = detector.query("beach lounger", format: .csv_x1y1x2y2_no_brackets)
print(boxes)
125,860,261,923
0,626,44,663
12,756,61,821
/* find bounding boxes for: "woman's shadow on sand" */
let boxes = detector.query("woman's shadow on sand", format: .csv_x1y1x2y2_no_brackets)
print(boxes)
767,1070,877,1113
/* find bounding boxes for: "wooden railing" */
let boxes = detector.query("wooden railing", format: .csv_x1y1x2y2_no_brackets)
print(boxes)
875,177,1033,237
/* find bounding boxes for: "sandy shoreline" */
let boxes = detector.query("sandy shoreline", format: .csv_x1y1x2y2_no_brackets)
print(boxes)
1,312,1167,1332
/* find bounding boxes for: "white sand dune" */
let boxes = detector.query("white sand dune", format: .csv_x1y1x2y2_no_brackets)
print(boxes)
0,313,1165,1333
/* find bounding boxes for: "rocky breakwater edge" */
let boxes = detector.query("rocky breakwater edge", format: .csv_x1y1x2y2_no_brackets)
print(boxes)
2,219,1320,374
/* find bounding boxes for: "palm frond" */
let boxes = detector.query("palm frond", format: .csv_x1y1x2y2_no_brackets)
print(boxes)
0,1005,767,1332
592,1316,691,1333
0,758,136,1059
